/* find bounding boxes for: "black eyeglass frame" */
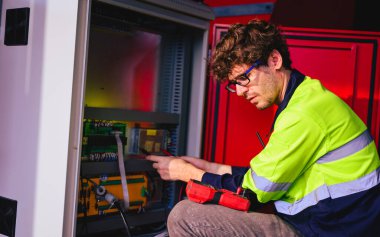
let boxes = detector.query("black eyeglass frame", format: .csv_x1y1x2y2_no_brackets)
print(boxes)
225,60,261,93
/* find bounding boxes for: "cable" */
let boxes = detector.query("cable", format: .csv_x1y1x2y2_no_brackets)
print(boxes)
145,171,156,203
105,193,132,237
114,131,130,209
256,131,265,148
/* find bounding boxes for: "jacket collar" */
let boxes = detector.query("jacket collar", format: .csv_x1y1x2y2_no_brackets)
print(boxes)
271,69,305,131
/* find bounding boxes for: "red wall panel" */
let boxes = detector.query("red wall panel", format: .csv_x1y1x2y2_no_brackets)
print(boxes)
203,24,276,165
202,1,277,164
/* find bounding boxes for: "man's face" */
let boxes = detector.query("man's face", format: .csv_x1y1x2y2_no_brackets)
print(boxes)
229,64,281,110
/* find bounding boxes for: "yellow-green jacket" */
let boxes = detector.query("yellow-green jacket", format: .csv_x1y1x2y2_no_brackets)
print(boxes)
242,75,380,236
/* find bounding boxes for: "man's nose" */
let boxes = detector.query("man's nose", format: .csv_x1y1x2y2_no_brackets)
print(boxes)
236,85,248,96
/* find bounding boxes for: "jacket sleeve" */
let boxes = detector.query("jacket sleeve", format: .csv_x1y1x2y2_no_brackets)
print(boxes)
201,166,249,192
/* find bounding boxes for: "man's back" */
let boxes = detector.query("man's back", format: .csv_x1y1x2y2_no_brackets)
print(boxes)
274,76,380,236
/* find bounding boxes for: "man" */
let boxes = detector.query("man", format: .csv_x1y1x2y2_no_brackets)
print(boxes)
146,19,380,236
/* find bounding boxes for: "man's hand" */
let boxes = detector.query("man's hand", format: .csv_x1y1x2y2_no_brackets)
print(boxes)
146,155,205,182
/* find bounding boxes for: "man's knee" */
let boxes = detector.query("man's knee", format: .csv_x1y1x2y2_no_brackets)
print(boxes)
168,200,199,236
168,200,193,226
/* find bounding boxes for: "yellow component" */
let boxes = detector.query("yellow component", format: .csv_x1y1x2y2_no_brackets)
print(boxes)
154,143,161,153
144,140,154,152
77,174,148,217
146,129,157,136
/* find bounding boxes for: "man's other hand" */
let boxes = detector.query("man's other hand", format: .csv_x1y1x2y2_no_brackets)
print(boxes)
146,155,205,182
180,156,232,175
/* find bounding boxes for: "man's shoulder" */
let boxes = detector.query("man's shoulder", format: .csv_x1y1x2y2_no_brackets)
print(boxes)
294,76,339,103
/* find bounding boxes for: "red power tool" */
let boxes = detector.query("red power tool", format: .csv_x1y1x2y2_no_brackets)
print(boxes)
185,179,251,212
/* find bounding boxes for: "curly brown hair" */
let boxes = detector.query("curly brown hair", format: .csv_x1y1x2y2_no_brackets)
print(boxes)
211,19,292,82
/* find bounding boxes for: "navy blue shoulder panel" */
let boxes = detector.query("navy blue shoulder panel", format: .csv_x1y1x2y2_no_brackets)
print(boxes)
271,69,305,131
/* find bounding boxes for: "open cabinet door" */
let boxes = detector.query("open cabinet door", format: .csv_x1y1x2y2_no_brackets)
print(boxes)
203,24,380,167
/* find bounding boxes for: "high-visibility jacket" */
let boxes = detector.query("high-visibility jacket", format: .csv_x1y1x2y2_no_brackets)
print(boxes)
242,76,380,236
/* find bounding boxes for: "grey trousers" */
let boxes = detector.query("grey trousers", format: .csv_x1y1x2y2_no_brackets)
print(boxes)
167,200,301,237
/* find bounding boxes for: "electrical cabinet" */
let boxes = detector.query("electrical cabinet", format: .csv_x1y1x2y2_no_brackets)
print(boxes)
204,24,380,166
70,1,213,236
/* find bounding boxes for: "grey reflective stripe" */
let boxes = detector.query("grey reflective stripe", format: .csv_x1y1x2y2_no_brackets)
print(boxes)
250,169,292,192
251,130,372,193
275,166,380,215
317,130,373,164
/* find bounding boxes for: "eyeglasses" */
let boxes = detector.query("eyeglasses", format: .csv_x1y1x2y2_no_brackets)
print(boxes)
225,61,261,93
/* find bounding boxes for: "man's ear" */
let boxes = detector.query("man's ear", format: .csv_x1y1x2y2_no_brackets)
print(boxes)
267,49,283,70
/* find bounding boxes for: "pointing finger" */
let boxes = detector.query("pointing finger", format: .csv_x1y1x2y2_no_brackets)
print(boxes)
146,155,165,162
